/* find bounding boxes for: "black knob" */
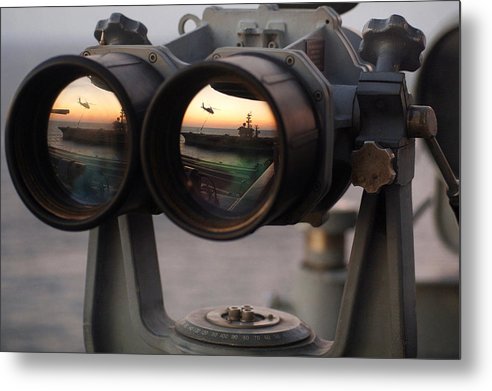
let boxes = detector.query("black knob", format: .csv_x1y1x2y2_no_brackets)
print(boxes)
94,13,151,45
359,14,426,72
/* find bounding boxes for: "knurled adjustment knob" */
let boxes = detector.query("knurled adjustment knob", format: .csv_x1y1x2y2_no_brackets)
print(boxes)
359,14,426,72
351,141,396,194
94,13,151,45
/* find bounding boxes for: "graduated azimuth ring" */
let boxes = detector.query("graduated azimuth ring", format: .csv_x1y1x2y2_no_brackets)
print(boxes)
175,305,312,347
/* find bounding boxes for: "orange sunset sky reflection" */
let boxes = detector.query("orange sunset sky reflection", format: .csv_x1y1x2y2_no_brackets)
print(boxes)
182,84,277,130
49,77,123,124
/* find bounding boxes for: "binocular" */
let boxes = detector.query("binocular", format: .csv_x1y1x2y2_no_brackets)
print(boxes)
6,5,414,240
5,4,460,357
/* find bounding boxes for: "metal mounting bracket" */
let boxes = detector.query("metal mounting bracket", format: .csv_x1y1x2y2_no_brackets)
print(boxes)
84,184,417,358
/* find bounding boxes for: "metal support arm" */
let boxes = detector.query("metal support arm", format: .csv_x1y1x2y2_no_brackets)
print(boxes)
84,214,177,354
328,183,417,357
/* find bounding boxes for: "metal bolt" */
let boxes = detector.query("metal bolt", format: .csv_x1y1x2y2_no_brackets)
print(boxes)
148,52,158,63
82,51,91,57
285,55,295,66
267,41,277,48
227,306,241,321
313,90,323,102
241,308,255,322
212,53,221,60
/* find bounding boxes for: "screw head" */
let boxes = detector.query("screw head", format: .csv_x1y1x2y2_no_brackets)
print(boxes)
212,53,221,60
148,52,157,63
285,55,295,66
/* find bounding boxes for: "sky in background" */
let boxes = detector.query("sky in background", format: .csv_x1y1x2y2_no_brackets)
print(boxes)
182,84,277,129
49,76,122,124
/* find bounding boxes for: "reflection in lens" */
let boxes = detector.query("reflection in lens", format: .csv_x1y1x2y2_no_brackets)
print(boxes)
180,82,278,217
47,76,128,206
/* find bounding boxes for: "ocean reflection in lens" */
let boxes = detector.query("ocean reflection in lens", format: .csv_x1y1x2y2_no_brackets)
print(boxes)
180,82,278,217
47,76,128,206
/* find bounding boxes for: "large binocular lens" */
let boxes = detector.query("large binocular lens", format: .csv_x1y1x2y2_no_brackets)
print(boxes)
6,54,163,230
179,82,279,219
7,52,324,238
143,54,320,240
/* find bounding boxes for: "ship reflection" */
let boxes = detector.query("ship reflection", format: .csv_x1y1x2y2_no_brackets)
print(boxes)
180,110,279,216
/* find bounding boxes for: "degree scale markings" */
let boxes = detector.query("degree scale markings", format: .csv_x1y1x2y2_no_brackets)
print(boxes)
176,306,311,347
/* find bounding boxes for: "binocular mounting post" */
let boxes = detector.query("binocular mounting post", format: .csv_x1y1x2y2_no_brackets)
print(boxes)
81,13,452,358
